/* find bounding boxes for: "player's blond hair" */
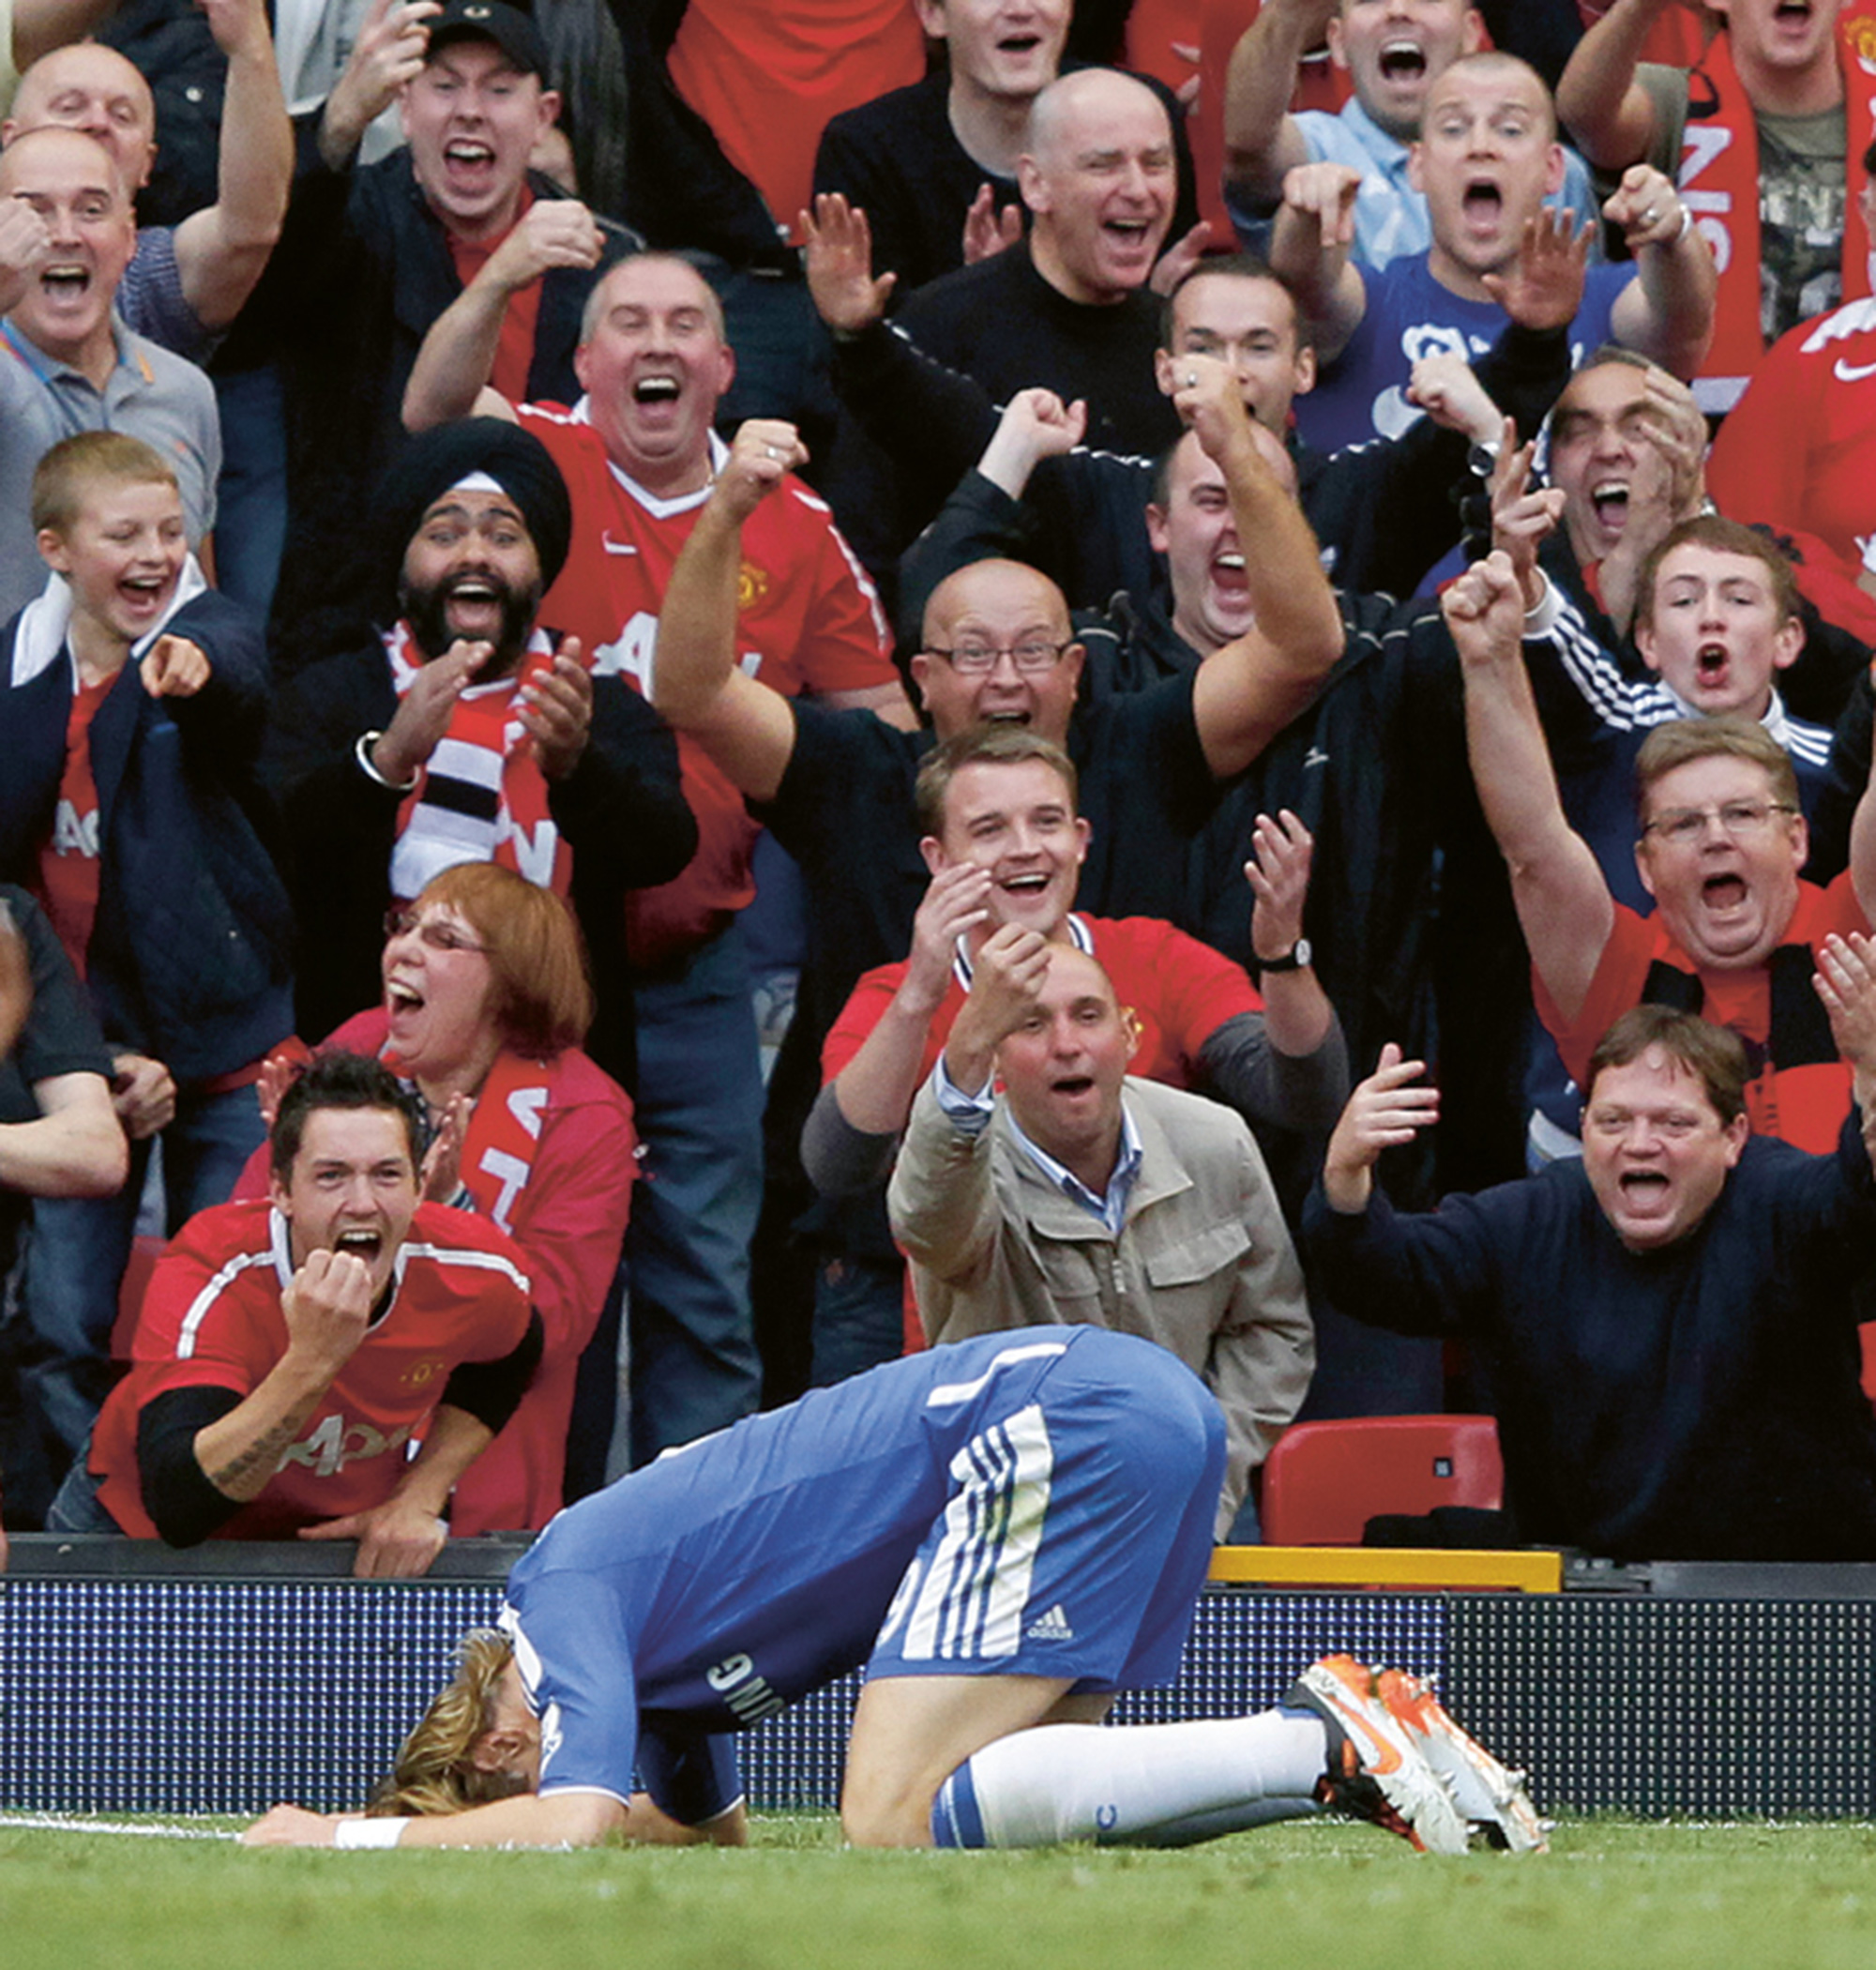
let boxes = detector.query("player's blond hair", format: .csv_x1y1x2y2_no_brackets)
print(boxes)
366,1629,523,1817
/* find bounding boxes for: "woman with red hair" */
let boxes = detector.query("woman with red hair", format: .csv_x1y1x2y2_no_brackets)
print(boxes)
248,862,636,1533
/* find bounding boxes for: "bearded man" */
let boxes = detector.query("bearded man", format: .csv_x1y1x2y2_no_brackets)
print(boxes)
263,417,696,1060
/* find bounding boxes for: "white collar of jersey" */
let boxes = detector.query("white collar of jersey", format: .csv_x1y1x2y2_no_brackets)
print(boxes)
951,912,1093,996
497,1603,547,1707
267,1204,410,1326
1658,677,1794,747
11,553,208,690
268,1205,295,1289
570,396,729,521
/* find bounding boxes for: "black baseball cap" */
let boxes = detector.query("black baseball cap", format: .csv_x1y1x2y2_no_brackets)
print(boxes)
425,0,549,80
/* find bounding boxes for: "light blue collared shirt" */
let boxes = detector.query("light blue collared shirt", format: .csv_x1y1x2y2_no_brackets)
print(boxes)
931,1056,1143,1235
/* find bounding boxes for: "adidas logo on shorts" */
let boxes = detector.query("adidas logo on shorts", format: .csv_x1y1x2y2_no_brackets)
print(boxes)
1025,1603,1075,1643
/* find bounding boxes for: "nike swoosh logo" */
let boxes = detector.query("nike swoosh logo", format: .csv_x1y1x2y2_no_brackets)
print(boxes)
601,534,639,555
1835,358,1876,383
1341,1713,1401,1774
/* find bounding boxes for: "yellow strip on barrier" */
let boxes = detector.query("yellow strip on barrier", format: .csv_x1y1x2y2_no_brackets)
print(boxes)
1207,1546,1563,1593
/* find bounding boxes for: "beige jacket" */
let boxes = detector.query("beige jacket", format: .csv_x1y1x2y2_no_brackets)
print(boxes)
889,1073,1314,1538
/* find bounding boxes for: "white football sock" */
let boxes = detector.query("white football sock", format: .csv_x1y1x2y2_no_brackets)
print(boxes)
930,1711,1328,1849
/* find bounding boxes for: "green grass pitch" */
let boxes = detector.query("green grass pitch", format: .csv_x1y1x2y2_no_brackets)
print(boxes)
7,1815,1876,1969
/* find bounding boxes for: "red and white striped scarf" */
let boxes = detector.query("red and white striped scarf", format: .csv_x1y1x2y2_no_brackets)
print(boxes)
383,621,573,900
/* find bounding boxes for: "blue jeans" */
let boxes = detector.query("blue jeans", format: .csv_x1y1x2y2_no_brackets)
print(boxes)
20,1080,265,1508
625,924,764,1465
44,1436,122,1534
809,1249,907,1389
210,363,288,620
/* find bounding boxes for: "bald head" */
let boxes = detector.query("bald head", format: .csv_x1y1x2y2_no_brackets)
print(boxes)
911,557,1085,744
923,556,1072,649
1033,940,1117,1010
993,943,1135,1185
3,42,157,193
1018,68,1174,305
0,123,131,204
0,126,137,370
1025,68,1166,168
1421,49,1558,143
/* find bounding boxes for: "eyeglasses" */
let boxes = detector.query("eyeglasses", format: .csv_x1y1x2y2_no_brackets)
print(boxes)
922,638,1074,674
1640,799,1798,847
384,908,490,954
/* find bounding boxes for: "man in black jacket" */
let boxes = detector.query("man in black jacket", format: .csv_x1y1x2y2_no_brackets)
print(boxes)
813,2,1203,300
234,0,637,670
1307,989,1876,1563
809,214,1582,610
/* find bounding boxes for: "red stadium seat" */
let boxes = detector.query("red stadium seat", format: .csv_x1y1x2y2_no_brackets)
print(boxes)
1861,1324,1876,1405
1261,1415,1504,1546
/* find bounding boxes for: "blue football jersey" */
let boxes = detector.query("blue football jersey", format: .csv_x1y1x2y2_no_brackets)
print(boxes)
502,1328,1223,1809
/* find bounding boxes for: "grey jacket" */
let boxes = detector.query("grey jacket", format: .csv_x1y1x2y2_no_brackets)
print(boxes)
890,1074,1314,1537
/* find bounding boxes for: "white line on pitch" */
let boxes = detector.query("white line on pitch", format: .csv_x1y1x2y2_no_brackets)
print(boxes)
0,1812,240,1841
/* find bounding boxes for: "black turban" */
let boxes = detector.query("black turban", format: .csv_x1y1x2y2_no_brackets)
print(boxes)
375,417,574,606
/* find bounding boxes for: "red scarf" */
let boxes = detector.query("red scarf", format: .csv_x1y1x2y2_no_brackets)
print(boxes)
384,622,573,900
1680,13,1876,412
445,1047,559,1235
264,1024,566,1235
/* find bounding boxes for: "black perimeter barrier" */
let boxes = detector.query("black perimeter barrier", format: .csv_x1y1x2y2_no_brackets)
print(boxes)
5,1537,1876,1819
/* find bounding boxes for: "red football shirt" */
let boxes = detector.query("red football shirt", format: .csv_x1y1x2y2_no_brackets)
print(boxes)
89,1198,535,1540
522,403,894,956
1536,872,1870,1154
34,672,113,977
822,914,1263,1090
1706,296,1876,591
446,187,541,403
665,0,922,239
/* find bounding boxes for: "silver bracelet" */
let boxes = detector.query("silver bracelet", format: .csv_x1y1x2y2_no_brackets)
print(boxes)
356,732,418,792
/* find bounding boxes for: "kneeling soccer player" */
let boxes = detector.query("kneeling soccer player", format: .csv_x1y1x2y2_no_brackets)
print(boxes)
243,1329,1542,1854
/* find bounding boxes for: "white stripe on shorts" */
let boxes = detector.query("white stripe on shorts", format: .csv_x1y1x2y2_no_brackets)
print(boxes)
901,1402,1053,1661
923,1340,1067,1408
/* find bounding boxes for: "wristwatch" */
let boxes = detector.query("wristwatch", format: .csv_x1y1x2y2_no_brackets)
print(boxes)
1259,938,1312,975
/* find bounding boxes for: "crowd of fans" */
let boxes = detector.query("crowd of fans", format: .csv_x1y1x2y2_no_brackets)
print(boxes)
4,0,1876,1575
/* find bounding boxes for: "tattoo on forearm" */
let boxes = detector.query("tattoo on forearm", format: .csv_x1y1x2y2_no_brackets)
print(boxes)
205,1410,313,1494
